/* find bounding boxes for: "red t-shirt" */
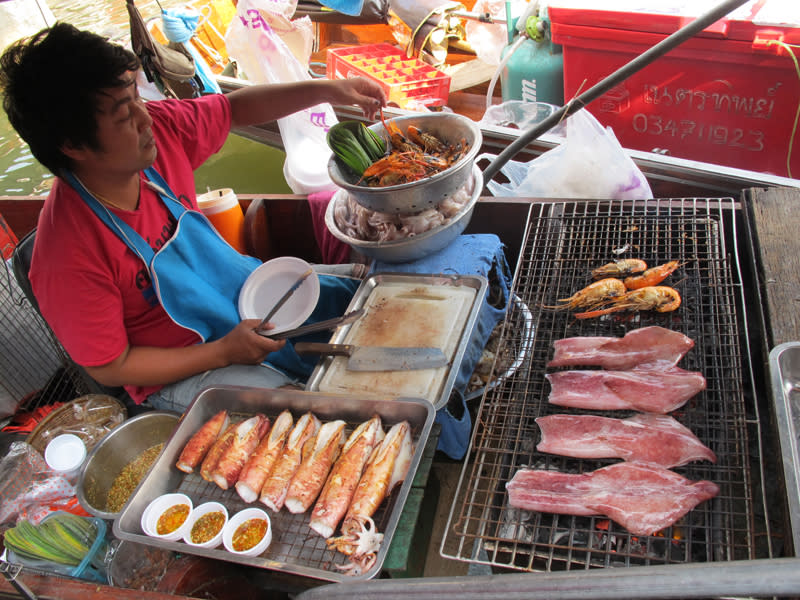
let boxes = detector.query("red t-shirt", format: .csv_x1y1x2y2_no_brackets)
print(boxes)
30,93,232,403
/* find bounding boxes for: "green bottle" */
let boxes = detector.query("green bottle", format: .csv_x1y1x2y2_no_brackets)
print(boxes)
501,14,564,105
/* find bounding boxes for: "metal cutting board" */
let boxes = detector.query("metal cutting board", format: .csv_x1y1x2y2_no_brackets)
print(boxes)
306,273,487,409
113,386,434,582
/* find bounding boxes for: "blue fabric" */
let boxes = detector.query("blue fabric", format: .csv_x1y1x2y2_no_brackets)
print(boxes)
161,8,222,94
316,0,365,17
65,167,356,384
371,234,512,459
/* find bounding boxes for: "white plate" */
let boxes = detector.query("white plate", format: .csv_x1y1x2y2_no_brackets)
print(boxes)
238,257,320,335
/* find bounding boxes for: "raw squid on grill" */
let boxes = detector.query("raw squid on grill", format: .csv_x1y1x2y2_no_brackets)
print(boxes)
547,326,695,370
536,413,717,468
506,462,719,536
545,366,707,413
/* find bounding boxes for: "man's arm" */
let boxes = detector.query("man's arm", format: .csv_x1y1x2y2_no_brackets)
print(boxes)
84,319,284,387
226,78,386,129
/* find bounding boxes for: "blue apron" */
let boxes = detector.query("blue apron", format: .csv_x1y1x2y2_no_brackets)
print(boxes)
64,168,355,380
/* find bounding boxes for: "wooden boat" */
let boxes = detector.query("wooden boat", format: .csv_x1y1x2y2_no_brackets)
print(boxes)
3,4,800,599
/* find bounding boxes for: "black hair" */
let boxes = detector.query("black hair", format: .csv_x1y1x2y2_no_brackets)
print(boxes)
0,22,141,175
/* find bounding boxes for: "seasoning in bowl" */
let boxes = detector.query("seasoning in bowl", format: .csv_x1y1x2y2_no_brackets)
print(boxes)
183,502,228,549
232,518,268,552
223,507,272,556
143,493,193,541
157,503,190,535
106,443,164,513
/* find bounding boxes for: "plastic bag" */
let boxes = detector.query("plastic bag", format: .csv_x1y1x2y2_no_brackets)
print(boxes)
225,0,338,194
483,108,653,200
464,0,508,66
0,442,89,526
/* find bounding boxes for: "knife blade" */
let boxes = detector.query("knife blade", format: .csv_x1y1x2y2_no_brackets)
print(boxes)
294,342,448,371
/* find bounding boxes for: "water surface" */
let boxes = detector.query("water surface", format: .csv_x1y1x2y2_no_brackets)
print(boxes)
0,0,291,197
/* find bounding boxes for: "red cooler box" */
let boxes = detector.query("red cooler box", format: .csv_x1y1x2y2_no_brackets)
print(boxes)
549,1,800,178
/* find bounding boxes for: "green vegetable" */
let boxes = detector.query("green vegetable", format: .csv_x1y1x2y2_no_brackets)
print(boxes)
328,121,386,174
4,514,101,567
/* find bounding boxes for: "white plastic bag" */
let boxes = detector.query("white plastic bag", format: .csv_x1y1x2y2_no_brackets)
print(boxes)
464,0,509,66
225,0,338,194
484,109,653,200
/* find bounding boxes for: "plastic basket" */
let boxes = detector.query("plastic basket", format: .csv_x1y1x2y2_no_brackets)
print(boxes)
6,512,109,583
327,43,450,109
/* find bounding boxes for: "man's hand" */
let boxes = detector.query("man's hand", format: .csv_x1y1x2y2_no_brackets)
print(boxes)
330,77,387,121
216,319,287,365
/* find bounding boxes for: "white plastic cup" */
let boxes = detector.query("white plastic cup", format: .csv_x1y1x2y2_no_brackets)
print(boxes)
44,434,87,484
196,188,247,254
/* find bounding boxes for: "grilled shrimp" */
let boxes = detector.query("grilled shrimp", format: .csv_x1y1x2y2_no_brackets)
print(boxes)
623,260,682,290
574,286,681,319
591,259,648,279
407,125,447,153
544,278,627,311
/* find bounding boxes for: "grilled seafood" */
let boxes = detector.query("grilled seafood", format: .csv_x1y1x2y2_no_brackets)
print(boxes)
199,422,239,482
623,260,681,290
591,259,648,280
176,409,229,473
309,416,384,539
327,515,384,576
235,409,293,503
574,286,682,319
259,412,321,512
356,111,469,187
544,278,627,311
211,414,270,490
340,421,413,536
284,420,347,514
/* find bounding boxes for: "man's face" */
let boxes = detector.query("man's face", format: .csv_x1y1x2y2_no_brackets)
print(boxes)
80,72,157,176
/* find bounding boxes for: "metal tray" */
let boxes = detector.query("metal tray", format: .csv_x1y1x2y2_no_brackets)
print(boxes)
113,386,435,582
769,341,800,551
306,273,487,410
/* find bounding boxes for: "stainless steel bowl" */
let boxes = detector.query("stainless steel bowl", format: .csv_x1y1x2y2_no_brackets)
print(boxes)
325,164,482,264
327,113,482,214
77,410,179,520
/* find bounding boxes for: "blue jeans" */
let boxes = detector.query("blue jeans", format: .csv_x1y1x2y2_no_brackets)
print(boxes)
147,363,298,413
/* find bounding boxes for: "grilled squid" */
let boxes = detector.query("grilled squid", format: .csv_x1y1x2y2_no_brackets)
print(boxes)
235,409,293,503
259,412,321,512
211,414,270,490
309,415,384,538
176,409,229,473
199,422,239,482
284,420,347,514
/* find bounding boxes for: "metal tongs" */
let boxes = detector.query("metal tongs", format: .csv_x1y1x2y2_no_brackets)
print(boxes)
256,308,364,340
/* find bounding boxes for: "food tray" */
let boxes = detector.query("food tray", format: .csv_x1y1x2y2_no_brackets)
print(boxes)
306,273,487,409
113,386,434,582
327,43,450,109
769,341,800,551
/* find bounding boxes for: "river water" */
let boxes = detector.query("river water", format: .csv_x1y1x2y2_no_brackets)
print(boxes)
0,0,291,197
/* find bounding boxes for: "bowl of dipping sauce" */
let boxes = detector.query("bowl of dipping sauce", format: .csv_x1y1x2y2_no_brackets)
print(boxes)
143,493,193,541
183,502,228,549
223,508,271,557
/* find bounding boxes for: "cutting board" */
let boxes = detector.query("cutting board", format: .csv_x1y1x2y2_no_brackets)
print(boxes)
316,280,478,402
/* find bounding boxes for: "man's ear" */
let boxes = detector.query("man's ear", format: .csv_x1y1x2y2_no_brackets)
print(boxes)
60,141,88,162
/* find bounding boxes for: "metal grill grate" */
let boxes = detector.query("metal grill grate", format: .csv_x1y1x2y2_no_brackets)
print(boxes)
442,198,762,572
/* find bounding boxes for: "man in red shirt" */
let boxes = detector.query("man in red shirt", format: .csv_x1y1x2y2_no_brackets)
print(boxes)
0,23,386,411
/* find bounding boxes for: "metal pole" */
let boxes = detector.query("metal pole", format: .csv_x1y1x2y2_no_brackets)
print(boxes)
481,0,752,185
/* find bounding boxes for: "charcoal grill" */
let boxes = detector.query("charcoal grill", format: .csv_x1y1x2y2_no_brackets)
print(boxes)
441,197,778,572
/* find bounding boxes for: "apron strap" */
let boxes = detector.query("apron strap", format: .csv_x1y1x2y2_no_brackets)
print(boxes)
62,168,190,264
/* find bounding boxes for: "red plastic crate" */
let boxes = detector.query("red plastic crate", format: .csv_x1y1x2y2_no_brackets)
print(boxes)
327,43,450,109
549,4,800,178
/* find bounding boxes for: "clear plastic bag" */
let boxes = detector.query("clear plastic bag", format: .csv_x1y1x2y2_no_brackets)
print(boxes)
0,442,88,526
225,0,338,194
483,108,652,200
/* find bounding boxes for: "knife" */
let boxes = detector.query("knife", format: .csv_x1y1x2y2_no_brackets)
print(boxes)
294,342,449,371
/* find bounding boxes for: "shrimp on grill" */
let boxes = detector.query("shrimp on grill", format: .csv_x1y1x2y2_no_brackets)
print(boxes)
543,278,627,311
574,286,682,319
591,259,648,280
623,260,682,290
